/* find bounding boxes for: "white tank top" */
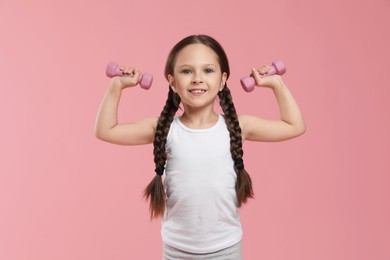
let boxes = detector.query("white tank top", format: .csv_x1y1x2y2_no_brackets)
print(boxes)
161,114,243,254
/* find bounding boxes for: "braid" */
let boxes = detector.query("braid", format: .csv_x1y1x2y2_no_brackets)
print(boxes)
218,85,254,206
144,87,181,218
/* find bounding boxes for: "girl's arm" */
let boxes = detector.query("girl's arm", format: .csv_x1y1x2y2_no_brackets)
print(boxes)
94,67,158,146
239,66,306,142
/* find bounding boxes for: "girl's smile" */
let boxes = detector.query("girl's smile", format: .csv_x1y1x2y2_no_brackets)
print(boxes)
188,88,207,95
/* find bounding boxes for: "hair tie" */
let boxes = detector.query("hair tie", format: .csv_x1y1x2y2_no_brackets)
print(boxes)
154,166,165,176
234,158,245,171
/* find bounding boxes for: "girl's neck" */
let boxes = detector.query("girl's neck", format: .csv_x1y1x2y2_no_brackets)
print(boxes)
180,108,219,129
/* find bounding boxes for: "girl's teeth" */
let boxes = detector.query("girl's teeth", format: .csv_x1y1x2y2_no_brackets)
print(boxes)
190,90,205,93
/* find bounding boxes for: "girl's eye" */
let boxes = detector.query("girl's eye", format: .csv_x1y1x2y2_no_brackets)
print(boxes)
181,69,191,74
205,68,214,73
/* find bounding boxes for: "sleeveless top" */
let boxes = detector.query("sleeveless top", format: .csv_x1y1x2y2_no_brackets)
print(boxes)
161,114,242,254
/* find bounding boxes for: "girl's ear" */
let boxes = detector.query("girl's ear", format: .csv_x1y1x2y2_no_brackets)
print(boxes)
220,72,228,91
168,74,176,92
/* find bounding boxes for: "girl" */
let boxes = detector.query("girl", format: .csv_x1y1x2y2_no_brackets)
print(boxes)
95,35,305,259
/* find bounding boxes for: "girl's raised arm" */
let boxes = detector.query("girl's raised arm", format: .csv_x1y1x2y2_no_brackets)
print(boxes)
239,66,306,142
94,67,158,146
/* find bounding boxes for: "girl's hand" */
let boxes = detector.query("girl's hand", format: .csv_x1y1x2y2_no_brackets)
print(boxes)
111,66,142,90
251,65,284,90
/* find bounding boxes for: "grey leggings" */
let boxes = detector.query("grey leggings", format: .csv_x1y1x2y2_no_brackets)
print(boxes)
163,241,242,260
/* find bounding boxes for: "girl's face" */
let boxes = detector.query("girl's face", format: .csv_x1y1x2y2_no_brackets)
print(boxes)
168,43,227,110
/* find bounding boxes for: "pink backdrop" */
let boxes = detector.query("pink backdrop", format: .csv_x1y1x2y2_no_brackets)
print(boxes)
1,0,389,259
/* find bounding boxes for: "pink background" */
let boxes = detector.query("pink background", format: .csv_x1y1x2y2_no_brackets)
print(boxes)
1,0,389,259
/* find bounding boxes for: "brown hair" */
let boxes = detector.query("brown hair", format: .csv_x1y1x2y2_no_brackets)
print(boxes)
144,35,253,219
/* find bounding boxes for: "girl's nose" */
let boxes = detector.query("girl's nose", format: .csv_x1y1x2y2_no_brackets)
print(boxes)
192,75,203,84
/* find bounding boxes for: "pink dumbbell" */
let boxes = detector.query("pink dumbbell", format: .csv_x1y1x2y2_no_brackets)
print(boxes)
106,61,153,90
240,60,286,92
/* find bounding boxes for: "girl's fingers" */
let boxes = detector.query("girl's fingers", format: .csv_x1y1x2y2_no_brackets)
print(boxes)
252,64,273,87
120,65,135,75
251,68,262,84
257,65,270,75
133,68,142,77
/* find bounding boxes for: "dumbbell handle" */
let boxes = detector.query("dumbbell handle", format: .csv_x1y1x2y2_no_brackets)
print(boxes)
106,61,153,90
240,60,286,92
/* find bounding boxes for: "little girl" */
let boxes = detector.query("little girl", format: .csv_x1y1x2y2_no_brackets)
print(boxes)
95,35,305,259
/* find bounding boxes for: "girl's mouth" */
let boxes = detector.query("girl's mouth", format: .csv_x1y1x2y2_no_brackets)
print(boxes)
189,89,207,94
